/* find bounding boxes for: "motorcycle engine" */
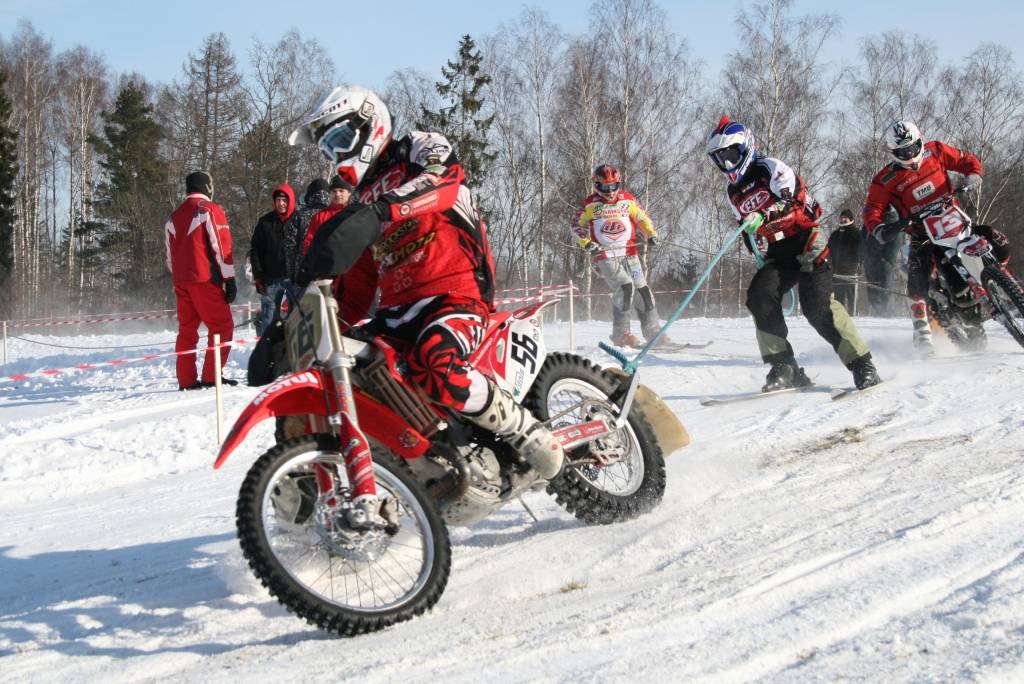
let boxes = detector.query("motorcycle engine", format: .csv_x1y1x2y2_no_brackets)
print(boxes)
440,444,504,526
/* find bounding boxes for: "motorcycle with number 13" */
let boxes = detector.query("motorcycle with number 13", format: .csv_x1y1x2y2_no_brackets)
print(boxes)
214,280,688,636
875,189,1024,350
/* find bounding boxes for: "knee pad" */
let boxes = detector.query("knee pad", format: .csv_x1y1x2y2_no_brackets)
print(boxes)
619,283,634,310
637,285,655,312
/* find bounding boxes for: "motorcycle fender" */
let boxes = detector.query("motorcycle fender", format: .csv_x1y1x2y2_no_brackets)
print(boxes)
214,373,433,470
605,368,690,456
215,371,331,469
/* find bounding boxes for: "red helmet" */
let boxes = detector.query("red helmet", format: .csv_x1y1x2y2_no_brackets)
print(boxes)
593,164,621,199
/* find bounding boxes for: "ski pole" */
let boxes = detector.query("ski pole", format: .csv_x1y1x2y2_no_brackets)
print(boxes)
602,218,755,373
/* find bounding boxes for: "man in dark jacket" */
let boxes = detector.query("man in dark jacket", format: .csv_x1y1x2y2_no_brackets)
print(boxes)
290,178,331,282
827,209,862,312
248,183,297,334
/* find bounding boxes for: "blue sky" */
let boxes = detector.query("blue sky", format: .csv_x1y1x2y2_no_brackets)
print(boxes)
2,0,1022,90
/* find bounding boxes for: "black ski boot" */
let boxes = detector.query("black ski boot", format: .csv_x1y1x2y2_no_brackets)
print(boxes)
849,354,881,390
762,360,812,393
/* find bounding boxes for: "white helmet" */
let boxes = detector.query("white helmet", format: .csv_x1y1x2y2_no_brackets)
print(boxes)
288,85,392,187
885,120,924,169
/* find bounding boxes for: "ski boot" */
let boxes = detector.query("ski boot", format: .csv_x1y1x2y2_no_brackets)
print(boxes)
913,324,935,357
849,354,881,390
611,331,644,349
762,360,812,393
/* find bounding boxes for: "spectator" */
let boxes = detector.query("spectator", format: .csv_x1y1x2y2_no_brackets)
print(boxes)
303,174,354,254
249,183,297,334
164,170,237,390
828,208,862,311
860,207,903,316
290,178,331,283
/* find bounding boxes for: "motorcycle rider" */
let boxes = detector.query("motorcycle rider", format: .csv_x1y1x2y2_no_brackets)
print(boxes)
706,116,880,391
290,85,563,484
572,164,670,348
864,120,1011,355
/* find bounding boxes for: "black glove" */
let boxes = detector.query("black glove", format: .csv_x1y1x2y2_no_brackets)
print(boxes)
647,235,658,246
253,277,266,295
874,219,909,245
584,241,600,255
223,278,237,304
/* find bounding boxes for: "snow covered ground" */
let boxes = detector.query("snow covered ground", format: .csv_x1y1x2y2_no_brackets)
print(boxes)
2,315,1023,682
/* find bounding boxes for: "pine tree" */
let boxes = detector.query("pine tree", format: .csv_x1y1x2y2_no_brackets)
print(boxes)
419,35,496,185
0,68,17,310
89,80,166,304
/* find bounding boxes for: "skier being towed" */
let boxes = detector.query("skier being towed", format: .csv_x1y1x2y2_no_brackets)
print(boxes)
288,85,564,485
705,116,881,392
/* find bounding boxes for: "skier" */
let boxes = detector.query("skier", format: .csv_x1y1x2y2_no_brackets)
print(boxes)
290,85,563,483
705,116,880,391
164,170,237,390
863,120,1011,355
572,164,670,348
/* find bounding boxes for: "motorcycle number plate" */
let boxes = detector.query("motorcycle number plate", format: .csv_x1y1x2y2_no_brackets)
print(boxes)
923,205,966,241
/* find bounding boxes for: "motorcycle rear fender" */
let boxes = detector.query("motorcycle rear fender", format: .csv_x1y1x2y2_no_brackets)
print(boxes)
214,369,431,469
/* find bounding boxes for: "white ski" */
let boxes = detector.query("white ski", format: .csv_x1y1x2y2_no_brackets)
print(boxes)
830,382,884,401
700,384,830,406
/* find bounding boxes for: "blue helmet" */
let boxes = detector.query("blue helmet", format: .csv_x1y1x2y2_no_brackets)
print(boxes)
706,116,757,184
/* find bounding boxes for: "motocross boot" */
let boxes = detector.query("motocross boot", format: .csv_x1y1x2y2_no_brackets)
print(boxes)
465,386,564,481
848,354,881,390
762,359,812,393
910,297,935,357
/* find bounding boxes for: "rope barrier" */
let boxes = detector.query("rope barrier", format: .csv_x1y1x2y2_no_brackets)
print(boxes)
0,336,259,385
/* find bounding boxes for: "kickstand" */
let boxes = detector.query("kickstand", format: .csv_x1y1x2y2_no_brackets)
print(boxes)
518,496,539,523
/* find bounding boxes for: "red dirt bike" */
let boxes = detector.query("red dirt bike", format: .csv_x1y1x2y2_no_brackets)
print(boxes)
215,280,682,636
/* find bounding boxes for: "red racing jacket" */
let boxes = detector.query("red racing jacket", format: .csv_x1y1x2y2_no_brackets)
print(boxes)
572,190,656,262
357,131,496,310
164,193,234,284
863,140,982,234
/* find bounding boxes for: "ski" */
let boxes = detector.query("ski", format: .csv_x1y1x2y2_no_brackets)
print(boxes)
612,340,714,352
830,382,884,401
700,384,830,406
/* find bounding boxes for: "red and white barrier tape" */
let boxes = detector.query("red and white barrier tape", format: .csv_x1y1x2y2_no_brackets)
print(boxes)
5,304,253,330
494,284,577,306
0,337,258,384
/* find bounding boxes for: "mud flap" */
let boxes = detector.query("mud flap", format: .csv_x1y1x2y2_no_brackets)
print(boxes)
606,367,689,456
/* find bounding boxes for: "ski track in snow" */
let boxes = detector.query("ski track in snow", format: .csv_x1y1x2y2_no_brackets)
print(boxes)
1,319,1024,682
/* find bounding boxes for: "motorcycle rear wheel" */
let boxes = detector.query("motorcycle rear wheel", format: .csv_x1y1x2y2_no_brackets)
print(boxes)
982,265,1024,348
236,434,451,636
524,352,666,524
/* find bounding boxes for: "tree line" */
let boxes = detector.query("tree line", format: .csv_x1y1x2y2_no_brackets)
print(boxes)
2,0,1023,321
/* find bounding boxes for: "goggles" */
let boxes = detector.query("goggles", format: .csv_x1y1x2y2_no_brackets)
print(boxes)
892,139,923,161
710,145,743,171
596,181,620,194
317,119,361,162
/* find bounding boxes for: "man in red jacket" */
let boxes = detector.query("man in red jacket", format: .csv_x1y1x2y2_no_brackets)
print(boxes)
164,171,237,390
863,120,1010,354
291,86,563,485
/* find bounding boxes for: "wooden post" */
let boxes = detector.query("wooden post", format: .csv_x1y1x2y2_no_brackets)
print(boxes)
568,279,576,352
213,334,224,444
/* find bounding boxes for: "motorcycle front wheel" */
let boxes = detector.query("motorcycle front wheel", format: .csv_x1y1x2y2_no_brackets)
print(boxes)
524,352,666,524
236,434,451,636
982,264,1024,348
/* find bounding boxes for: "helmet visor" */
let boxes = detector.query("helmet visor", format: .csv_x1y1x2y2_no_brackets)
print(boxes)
596,181,620,194
317,120,361,162
892,139,923,162
711,145,744,171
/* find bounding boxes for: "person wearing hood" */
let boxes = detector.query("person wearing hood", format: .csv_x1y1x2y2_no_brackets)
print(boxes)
290,177,332,283
248,183,297,334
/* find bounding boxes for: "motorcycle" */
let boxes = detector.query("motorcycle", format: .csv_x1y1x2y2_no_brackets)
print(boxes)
215,280,683,636
876,191,1024,350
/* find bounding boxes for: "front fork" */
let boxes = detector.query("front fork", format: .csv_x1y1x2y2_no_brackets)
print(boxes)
314,281,380,528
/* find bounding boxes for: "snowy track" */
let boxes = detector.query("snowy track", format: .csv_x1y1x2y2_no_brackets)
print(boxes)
1,319,1023,682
